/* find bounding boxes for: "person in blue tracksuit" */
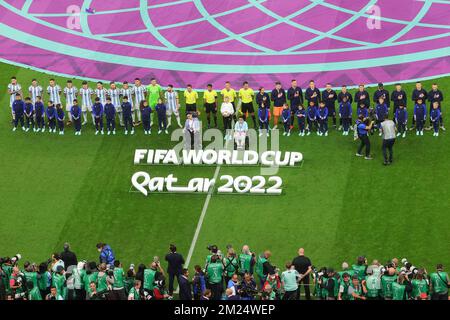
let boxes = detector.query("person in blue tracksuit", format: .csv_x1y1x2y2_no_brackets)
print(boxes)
306,101,317,136
296,105,306,136
258,103,270,136
155,98,168,134
395,105,408,138
46,101,57,133
339,97,352,136
430,102,441,137
24,97,34,132
12,94,25,131
357,103,369,119
121,96,134,135
104,96,116,135
427,83,444,129
316,102,329,136
34,96,45,132
56,104,65,135
414,98,427,136
71,100,82,135
356,116,375,159
375,98,389,136
140,100,153,135
281,104,291,136
92,97,104,135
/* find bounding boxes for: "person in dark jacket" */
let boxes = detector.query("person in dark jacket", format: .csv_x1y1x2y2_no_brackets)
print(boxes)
104,96,116,135
427,83,444,129
96,243,115,266
60,243,77,269
92,97,104,135
71,101,82,135
322,83,337,128
24,97,34,132
165,244,185,296
391,83,407,115
56,104,65,135
338,85,353,130
339,96,352,136
373,83,390,109
355,84,370,109
155,98,168,134
192,265,206,300
12,93,25,131
34,96,45,132
140,100,152,135
414,98,427,136
46,101,57,133
178,268,192,300
395,105,408,138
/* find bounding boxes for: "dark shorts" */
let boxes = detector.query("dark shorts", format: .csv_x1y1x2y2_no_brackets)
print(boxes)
241,102,254,114
204,102,217,113
186,103,197,113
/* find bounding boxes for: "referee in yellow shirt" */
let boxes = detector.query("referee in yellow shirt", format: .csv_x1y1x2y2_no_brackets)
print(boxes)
204,84,218,128
239,81,257,128
221,81,237,121
184,84,198,114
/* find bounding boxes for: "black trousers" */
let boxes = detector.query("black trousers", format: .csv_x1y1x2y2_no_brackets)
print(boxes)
26,115,34,128
223,116,232,132
382,139,395,162
48,118,56,130
14,114,24,128
95,117,103,130
106,118,115,131
57,120,64,131
168,273,180,296
124,115,133,131
36,115,45,128
283,290,297,300
296,276,311,300
209,282,223,300
357,135,371,157
74,119,81,132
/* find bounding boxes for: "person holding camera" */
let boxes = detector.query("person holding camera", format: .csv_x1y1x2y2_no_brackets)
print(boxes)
52,265,67,300
430,264,449,300
10,266,26,300
205,254,224,300
46,286,63,300
352,256,368,282
320,268,339,300
143,261,165,297
238,273,257,300
362,267,381,300
223,247,239,287
411,269,429,300
238,245,255,276
165,244,185,297
392,273,412,300
355,115,375,160
255,250,274,289
380,264,398,300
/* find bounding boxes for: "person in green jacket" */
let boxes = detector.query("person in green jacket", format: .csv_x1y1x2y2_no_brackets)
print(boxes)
27,281,42,300
223,249,239,287
392,274,412,300
206,255,224,300
238,245,255,276
143,261,164,294
52,265,67,300
128,280,141,300
380,266,398,300
352,256,367,282
362,268,381,300
430,264,449,300
411,270,429,300
255,251,272,289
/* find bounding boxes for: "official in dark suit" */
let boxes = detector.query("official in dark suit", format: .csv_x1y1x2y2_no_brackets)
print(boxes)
178,268,192,300
165,244,185,296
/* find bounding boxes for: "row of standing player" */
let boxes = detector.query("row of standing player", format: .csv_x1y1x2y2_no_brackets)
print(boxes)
7,77,445,136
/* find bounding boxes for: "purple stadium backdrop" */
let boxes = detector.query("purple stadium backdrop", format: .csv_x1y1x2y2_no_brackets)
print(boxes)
0,0,449,88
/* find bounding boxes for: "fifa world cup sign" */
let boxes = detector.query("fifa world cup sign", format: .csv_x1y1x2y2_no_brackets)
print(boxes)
131,149,303,196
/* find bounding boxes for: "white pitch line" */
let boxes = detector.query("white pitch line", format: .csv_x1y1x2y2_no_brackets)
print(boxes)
184,162,222,268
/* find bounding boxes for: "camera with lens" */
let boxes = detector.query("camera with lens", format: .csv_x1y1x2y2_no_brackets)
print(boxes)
400,258,418,276
207,245,218,252
11,254,22,265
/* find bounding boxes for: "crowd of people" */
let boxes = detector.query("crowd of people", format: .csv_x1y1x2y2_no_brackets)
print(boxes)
7,77,445,141
1,243,448,301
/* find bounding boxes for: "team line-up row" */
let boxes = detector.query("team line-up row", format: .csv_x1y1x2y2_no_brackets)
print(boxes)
7,77,445,137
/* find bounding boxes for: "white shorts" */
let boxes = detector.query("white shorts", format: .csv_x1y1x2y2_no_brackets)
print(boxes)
166,108,179,116
66,103,72,111
82,104,92,112
116,105,122,113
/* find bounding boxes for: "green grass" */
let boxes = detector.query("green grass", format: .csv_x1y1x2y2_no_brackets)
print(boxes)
0,61,449,275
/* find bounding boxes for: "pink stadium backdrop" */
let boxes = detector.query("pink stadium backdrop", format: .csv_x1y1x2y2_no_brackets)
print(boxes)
0,0,449,88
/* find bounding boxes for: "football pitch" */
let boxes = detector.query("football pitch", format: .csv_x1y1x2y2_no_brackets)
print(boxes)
1,61,449,273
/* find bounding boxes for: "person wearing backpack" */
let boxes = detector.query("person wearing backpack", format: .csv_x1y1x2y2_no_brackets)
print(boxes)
430,264,449,300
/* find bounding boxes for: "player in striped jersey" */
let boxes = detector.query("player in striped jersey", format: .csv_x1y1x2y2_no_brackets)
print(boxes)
63,80,78,125
165,84,182,128
108,81,122,126
28,79,43,105
8,77,22,119
120,81,134,108
47,78,62,107
79,81,94,125
133,78,146,125
95,81,108,106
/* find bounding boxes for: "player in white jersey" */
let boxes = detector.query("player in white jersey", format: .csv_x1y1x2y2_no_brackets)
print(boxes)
133,78,146,124
95,81,108,106
47,78,62,105
63,80,78,124
28,79,43,105
120,81,134,108
108,81,123,126
79,81,94,125
8,77,22,118
165,84,182,128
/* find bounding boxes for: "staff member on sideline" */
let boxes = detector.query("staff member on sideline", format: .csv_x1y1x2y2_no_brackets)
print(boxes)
380,115,396,165
356,115,374,160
